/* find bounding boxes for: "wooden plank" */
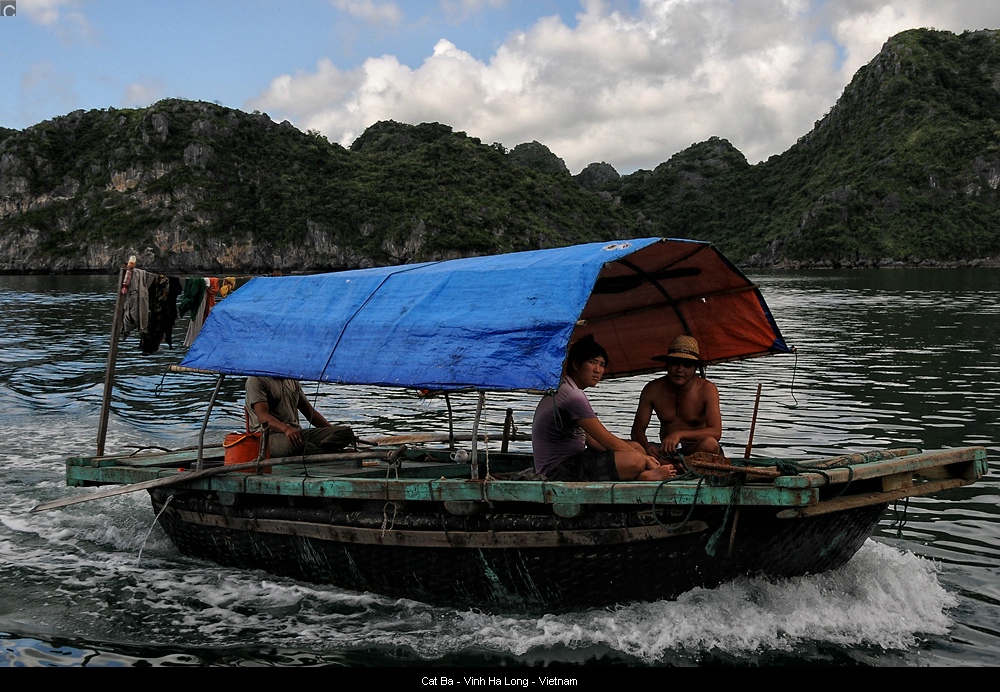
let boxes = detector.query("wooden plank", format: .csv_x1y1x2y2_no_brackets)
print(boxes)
232,464,467,497
588,482,818,507
38,449,399,512
66,453,451,491
881,471,913,492
796,448,921,469
111,468,812,507
67,465,181,488
169,508,710,548
773,447,987,488
65,448,819,507
67,447,227,468
775,477,974,519
264,477,820,507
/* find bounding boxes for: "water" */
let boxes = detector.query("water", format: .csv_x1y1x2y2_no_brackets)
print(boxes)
0,271,998,667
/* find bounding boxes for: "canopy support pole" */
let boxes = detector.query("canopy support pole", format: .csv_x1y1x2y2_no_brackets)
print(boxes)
97,261,132,457
501,408,514,453
469,392,486,480
445,393,455,449
196,373,226,471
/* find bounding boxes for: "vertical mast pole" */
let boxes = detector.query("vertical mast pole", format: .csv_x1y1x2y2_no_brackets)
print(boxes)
469,391,486,480
96,258,134,456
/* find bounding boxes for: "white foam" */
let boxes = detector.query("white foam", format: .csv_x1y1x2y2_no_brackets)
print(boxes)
424,542,956,662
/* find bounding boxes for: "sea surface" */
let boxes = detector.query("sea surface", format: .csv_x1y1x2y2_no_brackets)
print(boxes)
0,269,997,668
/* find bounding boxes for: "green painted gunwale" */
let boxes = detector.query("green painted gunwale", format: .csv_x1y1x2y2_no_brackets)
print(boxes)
65,444,988,509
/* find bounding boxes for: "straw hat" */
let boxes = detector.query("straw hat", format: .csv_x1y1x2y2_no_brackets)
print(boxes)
653,335,701,364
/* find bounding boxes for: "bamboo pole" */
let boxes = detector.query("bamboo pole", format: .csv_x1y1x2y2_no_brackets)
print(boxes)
195,373,226,471
96,262,132,456
743,383,762,459
445,392,455,449
357,432,517,446
469,392,486,480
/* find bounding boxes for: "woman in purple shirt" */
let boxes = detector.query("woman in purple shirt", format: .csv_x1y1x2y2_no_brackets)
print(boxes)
532,335,676,482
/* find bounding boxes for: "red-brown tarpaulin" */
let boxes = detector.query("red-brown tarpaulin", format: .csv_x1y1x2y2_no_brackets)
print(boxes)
579,238,789,380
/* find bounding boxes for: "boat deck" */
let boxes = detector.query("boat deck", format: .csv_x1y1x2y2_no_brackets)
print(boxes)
62,443,989,515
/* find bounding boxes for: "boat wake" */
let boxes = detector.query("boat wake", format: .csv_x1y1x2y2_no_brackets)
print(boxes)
3,505,957,665
426,541,957,663
3,416,960,666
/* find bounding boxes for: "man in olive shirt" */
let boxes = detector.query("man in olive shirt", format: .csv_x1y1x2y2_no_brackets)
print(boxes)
245,376,354,457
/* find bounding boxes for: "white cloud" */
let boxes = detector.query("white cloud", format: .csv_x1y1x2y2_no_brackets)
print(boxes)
19,0,74,25
251,0,1000,172
20,0,95,43
440,0,508,23
330,0,404,26
20,61,77,121
122,77,167,109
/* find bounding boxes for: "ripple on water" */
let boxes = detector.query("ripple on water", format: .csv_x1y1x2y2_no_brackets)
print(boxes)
1,270,999,665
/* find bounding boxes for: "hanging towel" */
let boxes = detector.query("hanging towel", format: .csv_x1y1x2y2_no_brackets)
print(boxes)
177,277,206,319
121,268,152,339
183,278,213,347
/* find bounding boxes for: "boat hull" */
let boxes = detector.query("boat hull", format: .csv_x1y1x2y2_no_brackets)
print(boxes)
149,487,887,611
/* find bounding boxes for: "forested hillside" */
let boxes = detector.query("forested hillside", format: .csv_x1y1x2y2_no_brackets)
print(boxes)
1,28,998,272
611,28,1000,266
0,104,638,272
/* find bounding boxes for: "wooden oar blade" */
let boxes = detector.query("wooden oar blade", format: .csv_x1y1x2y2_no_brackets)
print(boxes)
31,474,186,513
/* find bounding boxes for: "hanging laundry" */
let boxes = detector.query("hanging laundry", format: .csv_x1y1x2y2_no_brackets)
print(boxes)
219,277,237,298
140,276,182,355
121,268,152,339
183,277,219,348
177,277,206,319
205,277,219,314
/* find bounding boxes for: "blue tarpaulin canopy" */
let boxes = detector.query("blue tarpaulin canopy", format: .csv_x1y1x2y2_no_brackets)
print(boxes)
180,238,790,391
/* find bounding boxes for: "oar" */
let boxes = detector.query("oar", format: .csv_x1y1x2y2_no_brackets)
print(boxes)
30,449,396,514
357,431,524,446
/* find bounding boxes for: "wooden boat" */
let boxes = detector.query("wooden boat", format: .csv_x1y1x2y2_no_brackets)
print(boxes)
42,238,989,611
60,443,987,610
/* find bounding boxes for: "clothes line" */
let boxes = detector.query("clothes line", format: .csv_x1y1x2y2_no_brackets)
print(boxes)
97,260,253,454
121,270,245,354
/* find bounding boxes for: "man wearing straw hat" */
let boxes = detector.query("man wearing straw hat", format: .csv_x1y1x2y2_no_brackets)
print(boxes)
630,335,722,459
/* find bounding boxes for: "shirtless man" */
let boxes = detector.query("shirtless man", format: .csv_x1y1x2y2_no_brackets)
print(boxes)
631,336,722,458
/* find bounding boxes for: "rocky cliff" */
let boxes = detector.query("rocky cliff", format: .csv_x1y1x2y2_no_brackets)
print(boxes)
3,28,1000,272
0,102,637,273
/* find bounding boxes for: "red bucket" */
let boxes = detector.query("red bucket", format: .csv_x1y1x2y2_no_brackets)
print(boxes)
223,431,271,473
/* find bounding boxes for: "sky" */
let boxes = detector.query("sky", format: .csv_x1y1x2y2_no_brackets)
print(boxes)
2,0,1000,174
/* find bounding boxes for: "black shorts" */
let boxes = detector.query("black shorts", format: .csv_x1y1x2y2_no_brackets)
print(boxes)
546,448,619,482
